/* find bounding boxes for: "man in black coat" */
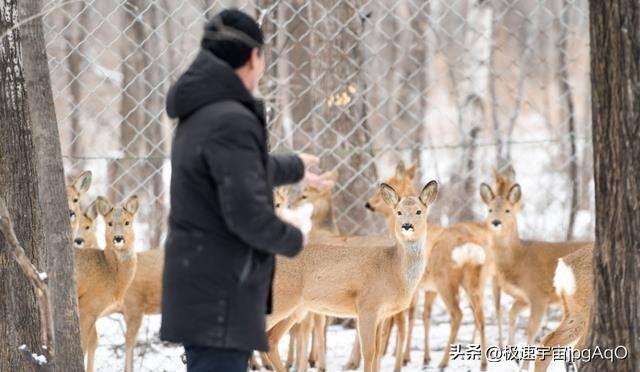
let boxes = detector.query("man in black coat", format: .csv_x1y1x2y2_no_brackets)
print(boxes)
160,9,330,372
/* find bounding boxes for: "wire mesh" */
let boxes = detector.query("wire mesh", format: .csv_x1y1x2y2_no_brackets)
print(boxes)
41,0,592,370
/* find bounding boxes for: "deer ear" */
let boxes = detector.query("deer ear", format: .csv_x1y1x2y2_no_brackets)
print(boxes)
394,161,406,177
124,195,140,215
73,171,92,194
479,183,495,204
507,184,522,205
85,199,99,221
405,162,417,180
380,183,400,208
419,180,438,206
95,196,113,216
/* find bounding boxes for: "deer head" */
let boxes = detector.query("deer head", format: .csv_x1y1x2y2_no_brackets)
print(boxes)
96,195,139,254
366,161,417,216
73,198,99,249
480,182,522,234
380,180,437,243
67,170,92,235
291,170,338,223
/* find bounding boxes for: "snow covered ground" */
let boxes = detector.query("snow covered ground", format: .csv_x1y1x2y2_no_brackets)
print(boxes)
91,285,570,372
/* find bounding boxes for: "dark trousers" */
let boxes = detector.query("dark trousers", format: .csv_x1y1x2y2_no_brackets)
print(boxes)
184,345,250,372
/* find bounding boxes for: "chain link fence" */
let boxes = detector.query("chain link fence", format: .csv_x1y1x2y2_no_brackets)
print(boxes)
42,0,592,370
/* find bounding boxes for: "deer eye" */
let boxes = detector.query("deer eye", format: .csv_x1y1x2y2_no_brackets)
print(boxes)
397,211,402,216
108,222,113,227
275,203,281,208
489,209,493,213
125,221,130,226
416,210,422,215
301,195,307,199
73,198,79,203
85,226,90,230
505,209,510,213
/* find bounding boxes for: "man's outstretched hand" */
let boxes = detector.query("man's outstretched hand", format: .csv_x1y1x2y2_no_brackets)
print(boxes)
299,153,335,189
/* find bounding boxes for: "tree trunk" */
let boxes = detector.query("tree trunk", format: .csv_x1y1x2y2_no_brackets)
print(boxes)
583,1,640,371
557,0,578,241
0,0,84,370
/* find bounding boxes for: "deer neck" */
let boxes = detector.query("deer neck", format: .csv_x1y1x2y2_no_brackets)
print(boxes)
313,203,339,234
491,224,522,266
394,234,427,289
104,245,137,288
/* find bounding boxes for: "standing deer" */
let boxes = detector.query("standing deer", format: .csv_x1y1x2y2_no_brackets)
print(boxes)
364,162,501,371
479,182,591,370
283,170,339,372
67,170,92,236
534,245,593,372
265,181,438,372
75,195,139,372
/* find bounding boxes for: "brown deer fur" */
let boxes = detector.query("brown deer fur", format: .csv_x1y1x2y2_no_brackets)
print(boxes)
265,181,438,372
480,182,591,370
75,195,139,372
534,245,593,372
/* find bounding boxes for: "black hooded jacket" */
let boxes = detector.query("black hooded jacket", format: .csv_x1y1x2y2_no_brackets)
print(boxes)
160,49,304,352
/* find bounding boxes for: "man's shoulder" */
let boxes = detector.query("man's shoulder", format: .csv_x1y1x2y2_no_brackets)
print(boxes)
201,100,255,120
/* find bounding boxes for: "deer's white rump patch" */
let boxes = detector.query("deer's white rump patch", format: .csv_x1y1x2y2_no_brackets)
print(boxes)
451,243,486,267
554,258,576,296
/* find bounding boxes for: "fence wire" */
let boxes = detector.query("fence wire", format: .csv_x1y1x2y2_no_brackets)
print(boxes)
42,0,592,370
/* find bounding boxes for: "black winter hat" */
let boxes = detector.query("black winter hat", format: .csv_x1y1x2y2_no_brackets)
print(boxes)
201,8,264,69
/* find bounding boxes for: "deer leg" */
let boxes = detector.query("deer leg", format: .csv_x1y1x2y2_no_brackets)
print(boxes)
521,300,548,371
393,311,407,372
463,267,488,372
266,314,300,372
492,277,503,348
313,314,327,372
508,299,527,345
286,323,299,369
344,328,361,370
422,290,437,366
260,352,273,370
403,294,417,365
534,311,584,372
358,312,380,372
249,353,261,370
437,284,462,370
86,325,98,372
295,314,313,372
124,311,144,372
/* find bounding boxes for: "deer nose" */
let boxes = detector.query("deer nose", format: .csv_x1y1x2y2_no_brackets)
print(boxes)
365,202,374,211
113,235,125,244
401,223,414,231
74,238,84,246
491,220,502,228
69,210,76,220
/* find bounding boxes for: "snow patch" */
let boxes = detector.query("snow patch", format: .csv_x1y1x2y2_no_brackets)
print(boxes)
451,243,486,267
554,258,576,296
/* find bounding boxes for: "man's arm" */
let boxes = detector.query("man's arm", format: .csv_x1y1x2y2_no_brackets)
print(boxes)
268,154,305,187
203,114,303,257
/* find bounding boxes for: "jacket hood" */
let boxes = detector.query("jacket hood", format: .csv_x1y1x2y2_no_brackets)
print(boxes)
166,50,258,120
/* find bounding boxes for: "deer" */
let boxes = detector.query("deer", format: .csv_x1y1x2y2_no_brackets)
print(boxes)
534,245,593,372
264,180,438,372
72,199,99,249
281,170,339,372
75,195,139,372
67,170,92,237
479,181,592,371
363,162,506,371
77,212,165,372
